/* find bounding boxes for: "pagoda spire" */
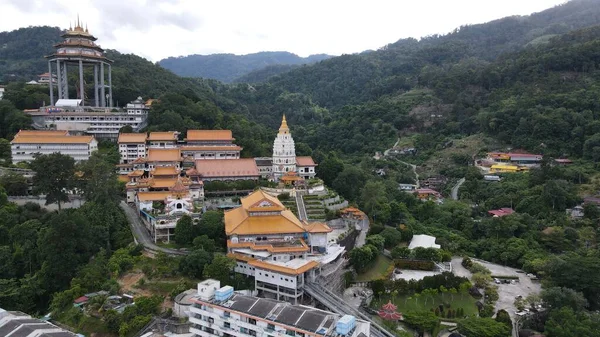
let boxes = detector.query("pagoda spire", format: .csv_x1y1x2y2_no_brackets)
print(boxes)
279,114,289,134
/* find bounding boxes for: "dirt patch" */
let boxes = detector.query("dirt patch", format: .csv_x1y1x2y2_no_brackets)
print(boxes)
117,272,152,297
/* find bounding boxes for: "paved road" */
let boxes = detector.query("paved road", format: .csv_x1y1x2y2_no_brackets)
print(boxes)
354,218,370,248
399,160,420,188
451,177,465,200
119,201,188,256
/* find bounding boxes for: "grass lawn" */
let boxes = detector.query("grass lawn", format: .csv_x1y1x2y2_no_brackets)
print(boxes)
372,291,478,318
356,255,392,282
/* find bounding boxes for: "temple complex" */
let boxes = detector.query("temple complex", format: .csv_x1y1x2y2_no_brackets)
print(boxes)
225,189,344,303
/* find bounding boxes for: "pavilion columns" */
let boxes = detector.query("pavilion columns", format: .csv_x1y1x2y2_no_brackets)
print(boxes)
78,59,84,104
48,61,54,106
100,62,105,107
108,64,113,108
94,64,99,107
56,60,63,99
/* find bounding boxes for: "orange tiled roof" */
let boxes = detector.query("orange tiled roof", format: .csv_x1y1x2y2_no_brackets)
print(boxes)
150,178,179,189
180,145,242,152
127,170,145,177
137,191,173,201
241,189,284,210
225,209,306,235
227,238,310,253
186,130,234,141
15,130,68,137
147,148,181,162
249,259,319,275
194,158,259,178
148,131,178,141
296,156,317,166
304,222,332,233
151,166,179,176
118,133,147,143
118,175,130,183
11,135,95,144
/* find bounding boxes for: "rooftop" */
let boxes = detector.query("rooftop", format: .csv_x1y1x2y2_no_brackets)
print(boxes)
194,158,259,178
148,131,178,141
180,145,242,152
0,308,77,337
118,133,147,143
15,130,68,137
11,135,95,144
194,291,368,336
186,130,234,141
488,208,515,217
137,191,174,202
296,156,317,166
408,234,441,249
151,166,179,176
147,148,181,162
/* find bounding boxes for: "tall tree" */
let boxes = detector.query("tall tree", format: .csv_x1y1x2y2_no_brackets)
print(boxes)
76,152,121,204
174,215,195,246
458,317,510,337
203,255,236,285
30,153,75,211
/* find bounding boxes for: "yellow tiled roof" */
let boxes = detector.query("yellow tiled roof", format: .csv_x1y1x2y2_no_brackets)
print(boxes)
186,130,234,141
127,169,145,177
304,222,332,233
249,259,319,275
11,135,94,144
240,189,284,209
148,131,178,141
225,209,306,235
118,133,147,143
118,175,130,183
180,145,242,151
150,178,179,189
227,239,310,253
151,166,179,176
137,191,173,201
147,148,180,162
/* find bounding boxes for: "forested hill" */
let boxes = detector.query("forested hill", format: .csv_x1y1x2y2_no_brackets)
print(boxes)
158,52,332,82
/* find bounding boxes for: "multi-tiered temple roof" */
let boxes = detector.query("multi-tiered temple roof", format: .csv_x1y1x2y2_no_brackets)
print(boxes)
46,17,112,63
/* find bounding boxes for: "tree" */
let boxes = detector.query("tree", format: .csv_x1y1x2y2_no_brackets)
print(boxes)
174,215,195,246
541,286,588,311
203,255,236,285
349,245,376,272
119,125,134,133
403,310,438,336
458,317,510,337
0,138,11,165
193,235,218,252
495,309,512,328
413,247,442,262
76,152,121,204
379,227,403,248
391,246,411,259
30,153,75,211
472,272,492,288
0,172,29,196
332,166,366,201
365,234,385,252
544,307,600,337
316,155,344,186
179,249,213,278
199,211,225,247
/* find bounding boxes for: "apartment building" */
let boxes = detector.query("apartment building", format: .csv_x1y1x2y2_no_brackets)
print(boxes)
0,308,77,337
189,279,370,337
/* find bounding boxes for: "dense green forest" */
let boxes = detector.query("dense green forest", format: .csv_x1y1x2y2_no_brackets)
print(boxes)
158,51,332,82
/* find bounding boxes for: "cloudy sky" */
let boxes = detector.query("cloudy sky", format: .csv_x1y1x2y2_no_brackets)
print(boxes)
1,0,567,61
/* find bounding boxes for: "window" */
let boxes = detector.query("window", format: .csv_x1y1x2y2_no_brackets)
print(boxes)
249,330,257,337
240,327,248,334
248,318,256,325
224,322,230,328
267,323,275,331
286,330,295,336
224,311,230,318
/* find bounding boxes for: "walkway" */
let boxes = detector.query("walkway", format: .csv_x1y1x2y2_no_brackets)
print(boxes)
399,160,420,188
119,201,188,256
295,192,308,221
450,178,465,200
305,283,395,337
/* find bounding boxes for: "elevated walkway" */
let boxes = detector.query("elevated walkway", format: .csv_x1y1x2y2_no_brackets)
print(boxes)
304,283,395,337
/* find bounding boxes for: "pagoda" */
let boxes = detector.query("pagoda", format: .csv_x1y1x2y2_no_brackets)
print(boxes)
272,115,297,180
45,16,113,107
377,301,403,321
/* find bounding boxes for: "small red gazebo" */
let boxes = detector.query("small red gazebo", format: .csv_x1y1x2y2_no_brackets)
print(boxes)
378,301,403,321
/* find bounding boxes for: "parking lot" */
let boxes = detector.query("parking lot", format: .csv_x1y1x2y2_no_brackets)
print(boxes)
450,257,541,320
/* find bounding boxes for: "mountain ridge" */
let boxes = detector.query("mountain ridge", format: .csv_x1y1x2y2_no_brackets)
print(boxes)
158,51,333,82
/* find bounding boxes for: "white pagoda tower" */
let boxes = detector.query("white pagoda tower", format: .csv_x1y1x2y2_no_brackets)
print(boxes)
272,115,296,180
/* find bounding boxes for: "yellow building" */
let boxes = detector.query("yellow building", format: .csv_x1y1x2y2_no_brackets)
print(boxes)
225,189,344,303
489,164,529,173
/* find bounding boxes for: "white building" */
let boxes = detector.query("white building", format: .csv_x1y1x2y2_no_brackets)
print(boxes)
189,279,370,337
10,130,98,163
272,115,297,180
26,96,151,140
118,133,148,164
0,85,5,100
0,307,77,336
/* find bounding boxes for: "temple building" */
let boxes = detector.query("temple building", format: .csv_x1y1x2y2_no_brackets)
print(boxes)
225,189,344,304
10,130,98,163
46,17,113,107
271,116,317,181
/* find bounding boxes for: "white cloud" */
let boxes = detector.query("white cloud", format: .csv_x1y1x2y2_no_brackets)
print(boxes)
0,0,568,61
